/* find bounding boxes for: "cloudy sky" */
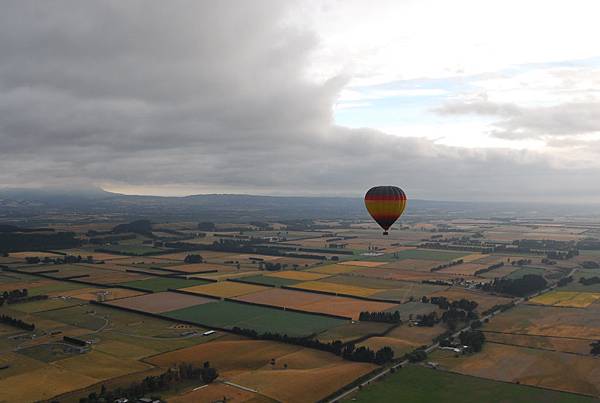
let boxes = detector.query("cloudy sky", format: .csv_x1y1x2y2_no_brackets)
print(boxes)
2,0,600,202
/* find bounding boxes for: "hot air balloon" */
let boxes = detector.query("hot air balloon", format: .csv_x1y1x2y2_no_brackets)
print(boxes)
364,186,407,235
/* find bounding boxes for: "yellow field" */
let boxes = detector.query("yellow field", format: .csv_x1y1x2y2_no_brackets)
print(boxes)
0,365,97,402
530,291,600,308
308,264,363,275
338,260,387,268
180,281,268,298
265,270,331,281
292,281,380,297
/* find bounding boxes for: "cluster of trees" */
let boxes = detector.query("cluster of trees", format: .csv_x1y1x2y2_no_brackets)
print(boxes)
581,261,600,269
479,274,547,297
557,276,574,287
579,276,600,286
358,310,401,323
184,254,203,264
474,262,504,276
79,362,218,403
591,341,600,356
430,259,464,272
25,254,93,265
423,296,478,312
459,330,486,352
260,262,283,271
230,327,395,365
0,314,35,331
415,312,439,327
405,348,427,363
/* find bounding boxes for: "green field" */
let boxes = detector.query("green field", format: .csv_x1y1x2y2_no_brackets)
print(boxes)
560,268,600,292
119,277,209,292
507,266,546,279
347,366,597,403
164,300,347,337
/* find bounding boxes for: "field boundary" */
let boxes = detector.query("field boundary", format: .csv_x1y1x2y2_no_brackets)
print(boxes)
225,296,353,321
482,329,599,342
227,277,277,288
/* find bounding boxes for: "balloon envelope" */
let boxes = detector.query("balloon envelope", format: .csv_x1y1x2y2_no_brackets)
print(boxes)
364,186,407,234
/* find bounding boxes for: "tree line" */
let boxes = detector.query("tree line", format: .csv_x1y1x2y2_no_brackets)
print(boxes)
358,310,401,323
479,274,547,297
230,327,395,365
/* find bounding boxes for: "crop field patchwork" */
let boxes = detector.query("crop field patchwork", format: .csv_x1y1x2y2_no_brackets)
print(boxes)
179,281,270,298
337,260,388,268
438,263,487,276
308,264,364,275
385,249,472,261
106,291,217,313
234,287,399,319
529,291,600,308
264,270,331,281
290,280,380,298
119,277,210,292
235,274,301,287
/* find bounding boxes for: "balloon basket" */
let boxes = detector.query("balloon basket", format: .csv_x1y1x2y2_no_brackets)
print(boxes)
383,231,389,235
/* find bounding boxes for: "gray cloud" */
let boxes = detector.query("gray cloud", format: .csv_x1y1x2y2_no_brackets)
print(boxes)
1,1,599,202
437,99,600,140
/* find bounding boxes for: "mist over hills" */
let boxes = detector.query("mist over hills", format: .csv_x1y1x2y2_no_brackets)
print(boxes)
0,187,598,225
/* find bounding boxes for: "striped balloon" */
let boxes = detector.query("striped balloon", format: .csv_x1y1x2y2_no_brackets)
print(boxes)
364,186,407,235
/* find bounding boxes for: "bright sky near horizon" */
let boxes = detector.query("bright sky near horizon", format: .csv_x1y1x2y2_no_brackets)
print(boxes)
2,1,600,202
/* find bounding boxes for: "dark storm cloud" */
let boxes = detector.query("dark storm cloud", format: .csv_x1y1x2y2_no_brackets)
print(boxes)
0,1,598,202
437,99,600,140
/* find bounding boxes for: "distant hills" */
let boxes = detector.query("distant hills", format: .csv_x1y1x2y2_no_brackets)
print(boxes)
1,186,597,224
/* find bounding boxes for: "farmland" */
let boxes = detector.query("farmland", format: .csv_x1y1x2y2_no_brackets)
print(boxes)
2,214,600,402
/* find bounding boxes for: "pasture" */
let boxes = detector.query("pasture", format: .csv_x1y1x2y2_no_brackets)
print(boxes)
265,270,331,281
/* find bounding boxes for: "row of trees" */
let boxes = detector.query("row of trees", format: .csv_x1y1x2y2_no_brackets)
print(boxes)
184,254,203,264
0,231,80,253
422,296,478,312
430,259,464,273
358,310,401,323
230,327,395,365
79,362,218,403
25,254,93,265
0,314,35,331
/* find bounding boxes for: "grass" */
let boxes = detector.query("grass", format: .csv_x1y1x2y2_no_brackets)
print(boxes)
347,365,597,403
119,277,209,292
164,300,347,337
